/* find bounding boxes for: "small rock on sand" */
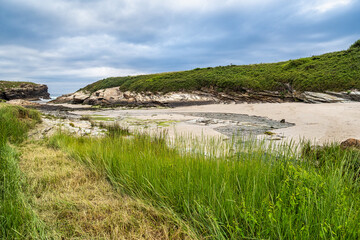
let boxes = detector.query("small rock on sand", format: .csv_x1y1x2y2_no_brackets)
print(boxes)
340,138,360,150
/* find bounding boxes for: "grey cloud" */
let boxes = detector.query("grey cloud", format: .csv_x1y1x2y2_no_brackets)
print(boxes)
0,0,359,95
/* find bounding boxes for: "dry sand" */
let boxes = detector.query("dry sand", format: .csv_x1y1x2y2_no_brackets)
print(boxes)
72,102,360,144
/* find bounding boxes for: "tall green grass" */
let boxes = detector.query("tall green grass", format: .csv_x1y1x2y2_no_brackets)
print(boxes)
49,129,360,239
0,103,46,239
0,104,41,145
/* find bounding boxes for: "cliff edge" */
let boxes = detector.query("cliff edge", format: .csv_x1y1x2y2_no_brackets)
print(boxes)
0,81,50,101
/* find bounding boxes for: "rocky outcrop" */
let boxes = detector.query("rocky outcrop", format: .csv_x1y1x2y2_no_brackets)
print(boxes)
52,87,360,107
0,83,50,100
299,92,348,103
298,91,360,103
52,87,220,107
340,138,360,150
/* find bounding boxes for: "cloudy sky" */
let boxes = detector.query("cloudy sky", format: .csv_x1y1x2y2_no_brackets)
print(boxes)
1,0,359,95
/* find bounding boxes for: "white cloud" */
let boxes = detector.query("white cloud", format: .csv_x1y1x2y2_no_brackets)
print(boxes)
160,0,277,12
7,0,278,30
0,44,145,84
53,34,157,58
65,67,145,78
298,0,353,14
315,0,352,13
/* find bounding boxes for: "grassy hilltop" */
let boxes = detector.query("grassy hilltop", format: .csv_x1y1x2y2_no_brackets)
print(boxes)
0,80,37,91
82,40,360,94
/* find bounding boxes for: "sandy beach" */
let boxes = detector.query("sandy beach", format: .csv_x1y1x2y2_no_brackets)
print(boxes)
68,102,360,144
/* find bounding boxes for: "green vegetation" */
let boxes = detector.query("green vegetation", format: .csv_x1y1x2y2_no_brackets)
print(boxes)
0,103,45,239
3,101,360,239
49,128,360,239
123,117,178,128
81,40,360,94
0,80,37,91
349,39,360,50
0,104,187,239
0,104,41,144
89,115,115,121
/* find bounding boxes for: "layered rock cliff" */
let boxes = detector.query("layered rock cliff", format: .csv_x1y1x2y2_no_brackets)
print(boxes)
52,87,360,107
0,81,50,101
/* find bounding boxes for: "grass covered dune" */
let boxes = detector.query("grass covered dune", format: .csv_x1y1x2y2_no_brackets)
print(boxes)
50,128,360,239
82,40,360,94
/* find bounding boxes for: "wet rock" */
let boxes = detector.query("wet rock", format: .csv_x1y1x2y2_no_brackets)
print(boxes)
181,112,295,137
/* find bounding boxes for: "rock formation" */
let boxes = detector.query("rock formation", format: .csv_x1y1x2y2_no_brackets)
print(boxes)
0,82,50,101
52,87,360,107
340,138,360,150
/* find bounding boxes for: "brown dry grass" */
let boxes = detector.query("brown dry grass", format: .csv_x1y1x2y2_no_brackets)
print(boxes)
19,142,192,239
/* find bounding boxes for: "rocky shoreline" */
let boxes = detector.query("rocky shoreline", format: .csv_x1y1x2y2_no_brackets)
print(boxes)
52,87,360,107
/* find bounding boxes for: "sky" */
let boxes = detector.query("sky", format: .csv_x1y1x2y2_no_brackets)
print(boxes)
0,0,359,95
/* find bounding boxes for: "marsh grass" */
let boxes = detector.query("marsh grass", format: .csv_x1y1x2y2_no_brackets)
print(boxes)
49,128,360,239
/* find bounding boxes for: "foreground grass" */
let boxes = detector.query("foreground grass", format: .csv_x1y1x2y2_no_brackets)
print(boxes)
82,40,360,94
0,103,45,239
19,142,190,239
1,103,192,239
49,129,360,239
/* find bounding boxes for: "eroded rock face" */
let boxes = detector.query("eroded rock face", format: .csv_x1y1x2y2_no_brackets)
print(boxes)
52,87,220,107
52,87,360,107
0,83,50,100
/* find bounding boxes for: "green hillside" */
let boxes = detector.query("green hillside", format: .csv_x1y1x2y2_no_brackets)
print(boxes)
82,40,360,94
